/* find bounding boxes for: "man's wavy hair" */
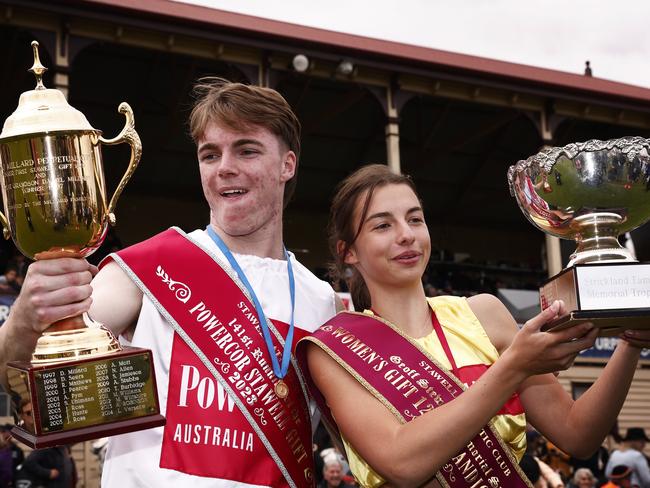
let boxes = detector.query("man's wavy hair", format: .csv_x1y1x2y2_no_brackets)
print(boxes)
189,77,301,207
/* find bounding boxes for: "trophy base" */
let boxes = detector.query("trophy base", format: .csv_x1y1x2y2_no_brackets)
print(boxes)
11,414,166,449
541,308,650,336
7,346,164,448
539,262,650,336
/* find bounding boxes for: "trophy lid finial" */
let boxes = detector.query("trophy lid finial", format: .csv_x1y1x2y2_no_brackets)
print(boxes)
28,40,48,90
0,40,96,140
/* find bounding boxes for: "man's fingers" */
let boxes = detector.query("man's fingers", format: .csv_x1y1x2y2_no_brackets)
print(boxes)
37,298,93,327
30,285,93,308
28,258,94,277
27,271,93,294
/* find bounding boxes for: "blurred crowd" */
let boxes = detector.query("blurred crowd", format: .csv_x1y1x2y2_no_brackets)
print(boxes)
308,425,650,488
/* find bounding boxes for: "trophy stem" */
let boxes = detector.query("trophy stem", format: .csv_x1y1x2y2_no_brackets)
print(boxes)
569,212,636,265
48,315,86,332
32,314,121,364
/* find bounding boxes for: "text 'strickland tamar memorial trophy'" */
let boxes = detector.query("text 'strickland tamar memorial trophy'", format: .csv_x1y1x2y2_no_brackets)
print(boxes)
0,42,164,448
508,137,650,335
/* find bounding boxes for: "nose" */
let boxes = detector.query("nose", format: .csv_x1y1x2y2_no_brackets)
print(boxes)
217,150,239,177
396,220,416,245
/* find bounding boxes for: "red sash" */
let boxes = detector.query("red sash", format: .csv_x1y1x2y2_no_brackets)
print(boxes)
108,228,314,488
297,312,531,488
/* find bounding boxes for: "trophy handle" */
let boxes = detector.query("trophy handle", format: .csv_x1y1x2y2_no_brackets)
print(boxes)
0,212,10,240
98,102,142,226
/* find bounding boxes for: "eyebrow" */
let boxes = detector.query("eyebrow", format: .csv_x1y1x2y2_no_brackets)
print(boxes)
233,139,264,148
197,139,265,152
364,206,422,224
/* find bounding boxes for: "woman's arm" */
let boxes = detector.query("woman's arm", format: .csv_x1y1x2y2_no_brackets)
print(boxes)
307,300,595,488
473,295,650,459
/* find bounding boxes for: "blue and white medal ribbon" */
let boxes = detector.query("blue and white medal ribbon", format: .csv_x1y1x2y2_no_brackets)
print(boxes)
206,226,296,398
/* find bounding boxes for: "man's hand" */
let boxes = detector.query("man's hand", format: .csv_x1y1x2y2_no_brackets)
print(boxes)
12,258,97,335
0,257,97,390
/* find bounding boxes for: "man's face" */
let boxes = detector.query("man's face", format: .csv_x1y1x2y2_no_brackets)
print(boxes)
324,463,343,486
197,121,296,239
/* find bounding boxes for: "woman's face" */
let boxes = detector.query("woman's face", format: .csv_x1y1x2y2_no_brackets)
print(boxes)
344,183,431,290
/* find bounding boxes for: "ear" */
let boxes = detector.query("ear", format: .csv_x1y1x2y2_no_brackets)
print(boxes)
337,240,358,265
280,151,297,183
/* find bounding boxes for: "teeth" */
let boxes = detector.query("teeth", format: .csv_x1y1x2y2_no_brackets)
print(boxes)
222,189,246,196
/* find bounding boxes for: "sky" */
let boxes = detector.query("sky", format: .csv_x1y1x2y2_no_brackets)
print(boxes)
174,0,650,88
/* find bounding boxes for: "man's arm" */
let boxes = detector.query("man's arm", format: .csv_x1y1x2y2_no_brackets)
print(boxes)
0,258,142,391
87,260,143,337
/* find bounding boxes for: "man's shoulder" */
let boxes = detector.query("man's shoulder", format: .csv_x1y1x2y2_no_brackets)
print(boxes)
290,257,335,296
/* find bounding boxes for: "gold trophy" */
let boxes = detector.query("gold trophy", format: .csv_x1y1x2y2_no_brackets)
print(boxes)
0,42,164,448
508,138,650,336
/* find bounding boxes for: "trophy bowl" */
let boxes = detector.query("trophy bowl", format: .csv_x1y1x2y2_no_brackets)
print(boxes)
508,136,650,265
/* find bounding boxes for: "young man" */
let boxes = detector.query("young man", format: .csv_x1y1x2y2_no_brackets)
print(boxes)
0,78,338,487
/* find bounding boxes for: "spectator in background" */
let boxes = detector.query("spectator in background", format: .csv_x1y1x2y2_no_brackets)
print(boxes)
606,428,650,488
601,465,634,488
571,445,609,481
0,267,21,295
319,459,355,488
21,445,76,488
538,457,565,488
521,454,542,486
546,440,572,481
320,446,349,478
0,424,24,484
8,255,28,281
570,468,596,488
0,431,12,488
17,399,33,433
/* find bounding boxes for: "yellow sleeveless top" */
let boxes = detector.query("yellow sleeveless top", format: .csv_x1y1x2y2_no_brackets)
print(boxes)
341,296,527,488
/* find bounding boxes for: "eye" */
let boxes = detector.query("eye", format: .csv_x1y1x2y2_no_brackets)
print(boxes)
199,153,219,163
240,148,260,157
409,215,425,224
373,222,391,231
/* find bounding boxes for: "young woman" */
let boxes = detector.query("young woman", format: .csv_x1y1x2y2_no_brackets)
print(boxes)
299,164,650,488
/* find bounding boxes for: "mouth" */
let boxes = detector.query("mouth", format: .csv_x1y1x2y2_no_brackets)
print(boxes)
219,188,249,198
393,251,422,263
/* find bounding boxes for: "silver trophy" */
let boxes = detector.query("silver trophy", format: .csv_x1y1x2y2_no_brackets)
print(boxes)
508,137,650,335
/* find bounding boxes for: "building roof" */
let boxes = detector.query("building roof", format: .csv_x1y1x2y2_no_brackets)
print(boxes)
82,0,650,105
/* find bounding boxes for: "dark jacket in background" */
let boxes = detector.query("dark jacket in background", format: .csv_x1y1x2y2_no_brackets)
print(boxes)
21,447,75,488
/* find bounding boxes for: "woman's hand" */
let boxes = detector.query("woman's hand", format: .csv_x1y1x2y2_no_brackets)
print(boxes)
620,329,650,350
506,300,598,377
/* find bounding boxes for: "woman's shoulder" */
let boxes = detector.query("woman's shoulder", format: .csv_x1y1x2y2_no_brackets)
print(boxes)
428,293,507,318
466,294,519,353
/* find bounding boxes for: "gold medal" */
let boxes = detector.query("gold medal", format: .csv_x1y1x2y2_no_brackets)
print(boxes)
274,380,289,399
